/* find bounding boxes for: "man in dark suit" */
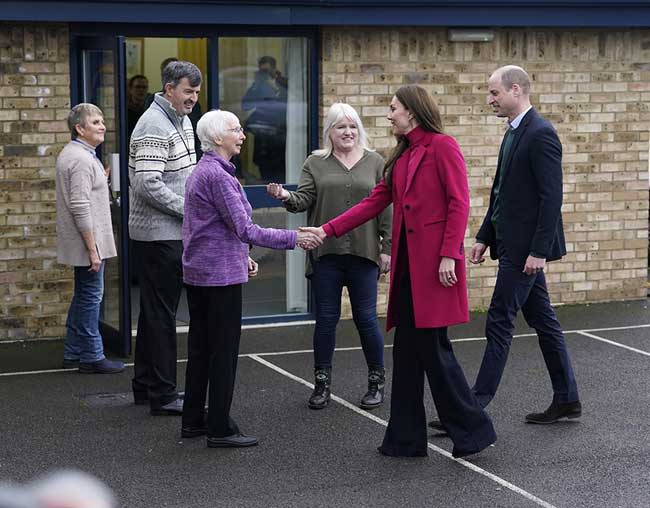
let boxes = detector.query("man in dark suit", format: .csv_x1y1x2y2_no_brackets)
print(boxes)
430,65,581,431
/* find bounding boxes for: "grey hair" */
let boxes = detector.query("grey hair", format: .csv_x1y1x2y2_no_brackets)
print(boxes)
196,109,240,153
161,60,202,90
30,470,116,508
312,102,371,158
498,65,531,95
67,103,103,140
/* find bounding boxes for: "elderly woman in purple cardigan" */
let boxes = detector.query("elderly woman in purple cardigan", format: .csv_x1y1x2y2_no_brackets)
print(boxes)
181,110,321,449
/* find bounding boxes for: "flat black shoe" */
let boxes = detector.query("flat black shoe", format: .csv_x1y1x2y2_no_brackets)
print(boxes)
525,401,582,424
207,434,258,448
428,418,449,436
150,398,183,416
181,426,207,438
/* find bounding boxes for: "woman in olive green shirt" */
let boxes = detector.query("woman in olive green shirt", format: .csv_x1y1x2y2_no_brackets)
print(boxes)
267,103,392,410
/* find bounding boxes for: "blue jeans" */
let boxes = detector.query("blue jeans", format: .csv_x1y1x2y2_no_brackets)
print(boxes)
64,262,106,363
311,254,384,369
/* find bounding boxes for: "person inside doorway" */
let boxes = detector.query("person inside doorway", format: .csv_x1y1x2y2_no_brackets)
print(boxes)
241,55,288,183
127,74,149,141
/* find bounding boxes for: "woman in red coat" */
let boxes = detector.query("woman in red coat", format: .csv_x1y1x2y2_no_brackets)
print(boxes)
303,85,496,458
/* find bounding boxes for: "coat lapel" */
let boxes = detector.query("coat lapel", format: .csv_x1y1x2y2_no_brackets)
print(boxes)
404,144,426,195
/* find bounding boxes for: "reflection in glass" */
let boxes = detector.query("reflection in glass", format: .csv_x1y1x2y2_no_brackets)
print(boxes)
219,37,308,186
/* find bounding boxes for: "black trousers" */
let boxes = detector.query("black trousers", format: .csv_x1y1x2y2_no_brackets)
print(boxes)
131,240,183,409
379,267,497,457
473,242,579,407
182,283,243,438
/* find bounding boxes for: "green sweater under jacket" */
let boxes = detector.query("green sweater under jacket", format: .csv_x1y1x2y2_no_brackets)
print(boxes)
284,150,392,275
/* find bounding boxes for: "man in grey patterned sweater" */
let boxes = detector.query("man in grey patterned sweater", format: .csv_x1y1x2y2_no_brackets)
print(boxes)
129,60,202,416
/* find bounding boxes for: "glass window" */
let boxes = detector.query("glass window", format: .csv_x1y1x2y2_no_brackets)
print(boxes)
219,37,308,185
219,36,310,317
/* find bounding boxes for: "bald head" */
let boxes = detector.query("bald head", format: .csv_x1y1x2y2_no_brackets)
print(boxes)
492,65,531,96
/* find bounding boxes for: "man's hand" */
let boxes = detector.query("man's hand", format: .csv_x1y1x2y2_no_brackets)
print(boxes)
248,257,259,277
296,230,323,250
523,255,546,276
469,242,487,264
438,256,457,288
379,254,391,274
267,183,290,201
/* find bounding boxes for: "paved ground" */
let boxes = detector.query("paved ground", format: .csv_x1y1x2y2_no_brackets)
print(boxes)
0,299,649,508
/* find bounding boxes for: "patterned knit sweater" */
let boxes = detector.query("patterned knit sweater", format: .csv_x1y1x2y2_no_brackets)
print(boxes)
128,93,196,241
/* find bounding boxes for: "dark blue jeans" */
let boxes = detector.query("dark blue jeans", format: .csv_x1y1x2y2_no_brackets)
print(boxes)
64,261,106,364
310,254,384,369
473,245,579,407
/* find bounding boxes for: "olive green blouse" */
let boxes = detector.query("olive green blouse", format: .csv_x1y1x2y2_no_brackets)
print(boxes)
284,150,392,275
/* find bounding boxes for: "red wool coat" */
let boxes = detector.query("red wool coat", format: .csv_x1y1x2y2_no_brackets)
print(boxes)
323,126,470,330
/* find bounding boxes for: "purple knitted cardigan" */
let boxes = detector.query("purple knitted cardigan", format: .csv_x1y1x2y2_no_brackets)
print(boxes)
182,151,297,286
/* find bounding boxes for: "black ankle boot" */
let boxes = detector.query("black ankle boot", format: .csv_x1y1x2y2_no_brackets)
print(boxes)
360,367,385,410
308,367,331,409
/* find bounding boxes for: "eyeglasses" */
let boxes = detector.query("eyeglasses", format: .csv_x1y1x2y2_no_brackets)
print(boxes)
228,127,244,133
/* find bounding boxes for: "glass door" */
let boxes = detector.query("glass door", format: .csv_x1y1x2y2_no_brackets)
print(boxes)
71,36,131,356
218,36,311,319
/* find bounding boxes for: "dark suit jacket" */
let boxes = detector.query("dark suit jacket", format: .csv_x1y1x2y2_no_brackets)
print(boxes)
477,108,566,269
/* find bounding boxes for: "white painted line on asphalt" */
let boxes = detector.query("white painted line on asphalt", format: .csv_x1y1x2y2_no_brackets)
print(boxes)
248,353,559,508
131,320,318,337
576,331,650,358
4,322,649,378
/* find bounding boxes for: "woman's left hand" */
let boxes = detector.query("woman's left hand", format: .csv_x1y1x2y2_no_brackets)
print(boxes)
379,254,391,274
248,256,259,277
438,257,457,288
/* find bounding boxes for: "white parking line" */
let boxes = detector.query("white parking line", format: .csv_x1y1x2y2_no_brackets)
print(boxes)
248,353,558,508
2,322,649,378
576,330,650,358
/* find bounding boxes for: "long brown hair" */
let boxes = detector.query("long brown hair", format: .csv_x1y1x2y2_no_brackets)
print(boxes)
383,85,444,187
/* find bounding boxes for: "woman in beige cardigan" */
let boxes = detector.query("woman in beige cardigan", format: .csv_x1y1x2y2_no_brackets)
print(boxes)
55,103,124,374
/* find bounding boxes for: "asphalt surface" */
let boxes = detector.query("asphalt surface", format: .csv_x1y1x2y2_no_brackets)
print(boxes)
0,299,649,508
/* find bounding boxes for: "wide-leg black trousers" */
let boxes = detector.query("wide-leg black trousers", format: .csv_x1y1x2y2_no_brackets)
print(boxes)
379,268,497,458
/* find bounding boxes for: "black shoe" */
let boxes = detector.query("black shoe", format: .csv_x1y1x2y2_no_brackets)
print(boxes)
181,425,207,438
150,398,183,416
360,367,385,410
308,367,331,409
207,434,258,448
62,359,79,369
427,418,449,436
79,358,125,374
525,401,582,424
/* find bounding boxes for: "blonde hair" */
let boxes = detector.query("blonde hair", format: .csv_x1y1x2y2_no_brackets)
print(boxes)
312,103,372,158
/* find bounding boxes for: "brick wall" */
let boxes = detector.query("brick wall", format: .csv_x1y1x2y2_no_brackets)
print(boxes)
1,24,648,342
321,28,649,315
0,23,71,341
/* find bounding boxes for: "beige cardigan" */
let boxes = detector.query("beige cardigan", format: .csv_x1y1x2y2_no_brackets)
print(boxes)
56,140,117,266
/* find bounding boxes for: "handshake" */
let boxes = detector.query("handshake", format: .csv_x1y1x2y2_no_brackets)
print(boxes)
296,226,327,250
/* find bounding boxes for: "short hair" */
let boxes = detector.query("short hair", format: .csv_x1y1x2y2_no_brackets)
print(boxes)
312,103,371,158
196,109,240,153
258,55,277,68
67,103,103,140
128,74,148,88
30,470,116,508
161,60,202,90
498,65,531,95
160,57,178,72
